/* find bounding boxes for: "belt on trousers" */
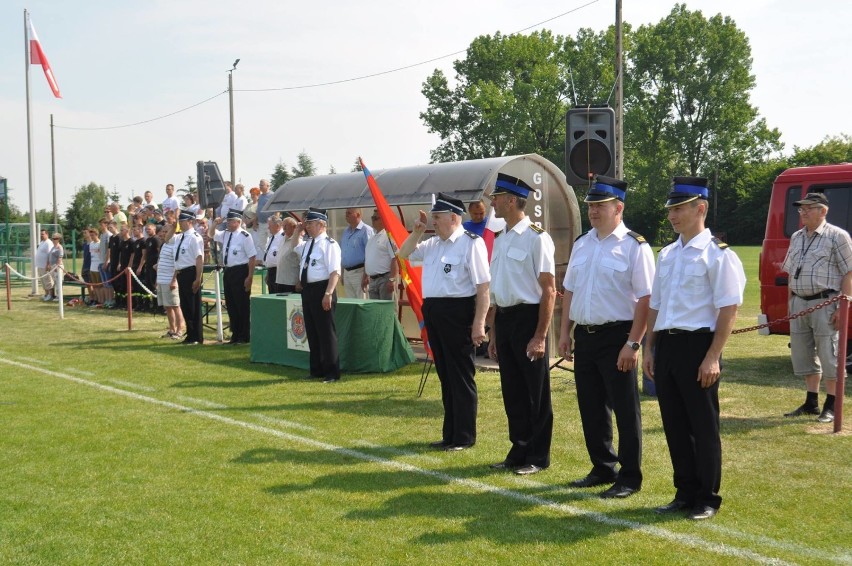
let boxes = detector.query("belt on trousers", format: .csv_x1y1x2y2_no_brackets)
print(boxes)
576,320,632,333
344,263,364,271
496,303,538,314
793,289,836,301
664,327,712,334
224,263,248,271
369,272,389,280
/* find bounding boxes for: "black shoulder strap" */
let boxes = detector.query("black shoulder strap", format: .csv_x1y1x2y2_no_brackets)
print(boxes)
529,223,545,234
574,230,589,242
626,230,648,245
711,236,729,250
464,230,480,239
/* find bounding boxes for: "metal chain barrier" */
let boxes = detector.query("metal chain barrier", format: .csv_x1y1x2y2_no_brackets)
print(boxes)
732,295,846,334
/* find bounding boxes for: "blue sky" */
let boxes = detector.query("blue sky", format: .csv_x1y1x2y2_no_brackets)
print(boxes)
1,0,849,213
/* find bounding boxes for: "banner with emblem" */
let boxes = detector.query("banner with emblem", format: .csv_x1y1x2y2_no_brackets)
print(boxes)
286,297,309,351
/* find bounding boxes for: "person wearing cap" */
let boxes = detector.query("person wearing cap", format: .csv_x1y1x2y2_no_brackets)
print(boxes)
172,209,205,344
398,193,490,450
642,177,746,521
260,215,285,293
362,210,399,300
295,208,342,382
557,175,654,497
485,173,556,476
275,217,304,293
339,208,375,299
210,209,257,344
781,192,852,424
162,184,180,214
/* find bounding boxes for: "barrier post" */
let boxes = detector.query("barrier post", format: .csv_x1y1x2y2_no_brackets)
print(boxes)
57,267,64,320
5,263,11,310
835,296,848,433
126,268,133,331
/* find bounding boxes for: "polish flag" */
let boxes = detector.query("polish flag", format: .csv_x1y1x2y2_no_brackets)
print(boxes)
482,208,506,262
27,18,61,98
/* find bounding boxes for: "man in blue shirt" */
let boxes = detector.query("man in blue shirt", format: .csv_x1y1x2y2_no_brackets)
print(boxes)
340,208,374,298
256,178,274,248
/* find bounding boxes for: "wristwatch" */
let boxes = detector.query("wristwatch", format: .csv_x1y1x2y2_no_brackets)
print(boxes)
388,277,397,282
324,292,333,296
626,340,640,351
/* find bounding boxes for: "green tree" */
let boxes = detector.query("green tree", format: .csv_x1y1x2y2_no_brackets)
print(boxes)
789,134,852,167
291,151,317,178
328,165,337,175
65,182,108,248
270,162,292,190
180,176,196,196
351,158,363,173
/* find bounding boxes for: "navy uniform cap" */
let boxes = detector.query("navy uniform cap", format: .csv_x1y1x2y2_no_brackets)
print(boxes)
585,175,627,203
178,209,195,221
430,192,465,215
666,176,709,208
226,209,243,220
305,207,328,222
491,173,531,199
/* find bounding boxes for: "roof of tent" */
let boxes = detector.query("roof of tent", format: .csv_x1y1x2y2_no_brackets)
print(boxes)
262,155,559,214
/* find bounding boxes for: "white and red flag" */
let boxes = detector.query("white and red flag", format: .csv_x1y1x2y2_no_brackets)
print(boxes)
27,17,61,98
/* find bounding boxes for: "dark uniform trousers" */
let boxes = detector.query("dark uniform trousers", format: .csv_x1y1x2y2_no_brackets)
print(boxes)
422,296,477,446
266,267,278,293
302,281,340,380
654,331,722,509
177,266,203,343
495,303,553,469
574,322,642,488
224,263,251,342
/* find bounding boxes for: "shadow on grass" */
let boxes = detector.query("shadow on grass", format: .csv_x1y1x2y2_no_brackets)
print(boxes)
221,396,443,418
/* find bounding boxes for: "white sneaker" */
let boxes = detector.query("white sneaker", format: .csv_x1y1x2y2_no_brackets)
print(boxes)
42,295,52,302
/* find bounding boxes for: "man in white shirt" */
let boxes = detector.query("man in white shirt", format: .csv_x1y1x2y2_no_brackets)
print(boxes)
362,210,398,300
260,215,285,292
35,229,53,298
161,184,180,213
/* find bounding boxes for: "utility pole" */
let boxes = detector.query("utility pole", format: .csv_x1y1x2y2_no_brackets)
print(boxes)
614,0,624,178
227,59,240,189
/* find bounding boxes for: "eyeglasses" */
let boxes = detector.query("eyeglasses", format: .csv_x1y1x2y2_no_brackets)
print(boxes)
797,206,821,214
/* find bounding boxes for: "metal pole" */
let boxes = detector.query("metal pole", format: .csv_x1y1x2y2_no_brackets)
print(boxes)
5,263,11,310
51,113,57,226
228,70,236,189
126,268,133,330
24,10,38,296
834,296,848,433
714,167,719,230
614,0,623,178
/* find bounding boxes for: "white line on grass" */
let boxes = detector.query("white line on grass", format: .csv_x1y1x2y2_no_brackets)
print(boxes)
109,379,156,392
251,413,316,432
14,356,48,365
65,368,96,377
175,395,228,409
3,358,845,566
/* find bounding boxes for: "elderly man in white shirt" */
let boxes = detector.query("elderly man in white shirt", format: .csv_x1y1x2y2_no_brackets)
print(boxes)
362,210,399,300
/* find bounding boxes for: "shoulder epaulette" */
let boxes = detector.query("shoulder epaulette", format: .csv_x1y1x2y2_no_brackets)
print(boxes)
464,230,480,239
241,231,250,237
574,230,589,242
529,223,545,234
711,236,729,250
328,237,336,244
626,230,648,245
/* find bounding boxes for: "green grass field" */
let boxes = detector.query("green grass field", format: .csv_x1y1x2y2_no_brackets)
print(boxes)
1,246,850,565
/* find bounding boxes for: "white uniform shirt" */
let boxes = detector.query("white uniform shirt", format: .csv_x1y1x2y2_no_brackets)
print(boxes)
36,239,52,269
214,229,257,267
261,230,284,266
563,222,655,325
295,232,342,283
651,228,746,331
409,226,490,298
161,196,180,213
490,216,555,307
276,231,303,286
171,228,204,269
365,229,397,276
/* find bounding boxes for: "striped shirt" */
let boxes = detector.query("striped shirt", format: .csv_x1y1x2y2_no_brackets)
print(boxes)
782,221,852,296
156,242,177,285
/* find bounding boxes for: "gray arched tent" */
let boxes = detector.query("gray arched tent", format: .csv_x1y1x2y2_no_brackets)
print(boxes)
263,154,582,344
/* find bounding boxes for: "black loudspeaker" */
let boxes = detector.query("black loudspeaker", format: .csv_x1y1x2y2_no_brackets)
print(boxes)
196,161,226,209
565,106,615,186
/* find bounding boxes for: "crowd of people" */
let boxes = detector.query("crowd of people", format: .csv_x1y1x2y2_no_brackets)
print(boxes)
34,173,849,522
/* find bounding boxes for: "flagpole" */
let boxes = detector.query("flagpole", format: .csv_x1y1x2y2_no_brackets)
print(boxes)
51,113,57,226
24,9,38,295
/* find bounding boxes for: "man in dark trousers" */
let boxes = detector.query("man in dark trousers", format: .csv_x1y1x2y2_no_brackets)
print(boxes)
294,208,342,383
398,193,490,451
486,174,556,476
172,210,205,345
210,209,257,344
558,175,655,498
642,177,746,520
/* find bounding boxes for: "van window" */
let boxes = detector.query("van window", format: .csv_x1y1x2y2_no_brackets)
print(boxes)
784,186,802,237
818,185,852,232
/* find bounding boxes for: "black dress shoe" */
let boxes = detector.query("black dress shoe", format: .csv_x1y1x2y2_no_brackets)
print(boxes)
784,403,820,417
569,474,615,488
600,484,640,499
514,464,545,476
322,377,340,383
182,340,199,345
429,440,451,449
303,375,322,380
489,460,517,471
443,443,474,452
688,505,718,520
654,499,691,514
817,408,835,423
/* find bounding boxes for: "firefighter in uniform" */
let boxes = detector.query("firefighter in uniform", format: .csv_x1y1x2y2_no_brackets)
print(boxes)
642,177,746,520
173,209,205,344
294,208,342,383
211,209,257,344
398,193,490,451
